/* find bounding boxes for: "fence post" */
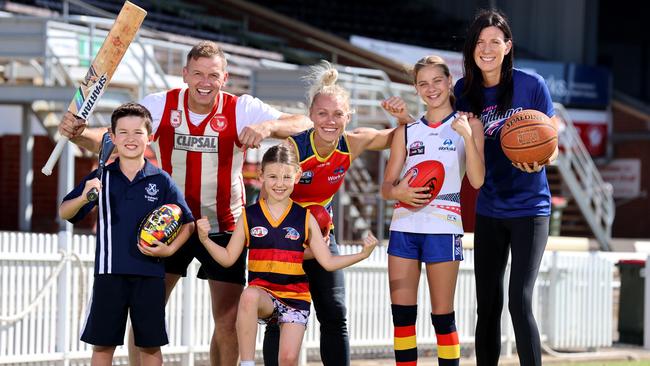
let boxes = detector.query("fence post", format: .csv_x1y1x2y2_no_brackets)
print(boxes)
181,263,196,366
642,256,650,349
56,144,74,366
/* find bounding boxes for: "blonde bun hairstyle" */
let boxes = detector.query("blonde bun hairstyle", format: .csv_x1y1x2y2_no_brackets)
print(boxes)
305,61,351,111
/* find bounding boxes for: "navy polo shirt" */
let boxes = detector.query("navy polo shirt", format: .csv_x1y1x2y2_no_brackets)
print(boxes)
63,158,194,277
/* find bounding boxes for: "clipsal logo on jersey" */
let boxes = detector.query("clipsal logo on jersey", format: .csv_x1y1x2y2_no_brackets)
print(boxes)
409,140,425,156
299,170,313,184
170,110,182,128
283,227,301,240
144,183,159,202
175,134,219,153
439,139,456,151
210,115,228,132
250,226,268,238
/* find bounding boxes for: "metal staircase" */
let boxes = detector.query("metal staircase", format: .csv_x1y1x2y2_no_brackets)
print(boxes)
553,103,615,250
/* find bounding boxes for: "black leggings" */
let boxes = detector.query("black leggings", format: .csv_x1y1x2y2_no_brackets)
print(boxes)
473,214,549,366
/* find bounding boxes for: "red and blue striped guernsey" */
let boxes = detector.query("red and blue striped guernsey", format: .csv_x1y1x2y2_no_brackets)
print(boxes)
243,198,311,311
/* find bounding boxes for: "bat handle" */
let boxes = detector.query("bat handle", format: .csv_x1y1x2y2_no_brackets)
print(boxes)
41,136,70,176
86,187,99,202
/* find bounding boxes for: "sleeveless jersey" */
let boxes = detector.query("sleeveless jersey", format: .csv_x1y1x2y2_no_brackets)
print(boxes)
244,199,311,311
151,89,244,232
390,114,466,234
289,129,351,211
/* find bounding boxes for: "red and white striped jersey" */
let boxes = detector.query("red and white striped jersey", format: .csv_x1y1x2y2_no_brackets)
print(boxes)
144,88,281,233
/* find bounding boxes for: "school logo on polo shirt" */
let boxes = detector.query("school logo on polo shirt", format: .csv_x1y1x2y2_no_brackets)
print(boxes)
145,183,159,202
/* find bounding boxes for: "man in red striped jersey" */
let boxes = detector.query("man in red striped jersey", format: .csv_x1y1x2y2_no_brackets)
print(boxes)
58,41,311,366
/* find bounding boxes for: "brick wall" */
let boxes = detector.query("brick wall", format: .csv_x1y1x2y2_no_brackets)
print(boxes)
0,135,97,233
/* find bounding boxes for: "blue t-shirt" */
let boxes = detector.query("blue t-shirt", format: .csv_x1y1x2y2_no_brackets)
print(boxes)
63,159,194,277
454,68,554,218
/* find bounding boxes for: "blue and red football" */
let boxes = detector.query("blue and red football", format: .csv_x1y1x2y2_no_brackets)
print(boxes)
401,160,445,209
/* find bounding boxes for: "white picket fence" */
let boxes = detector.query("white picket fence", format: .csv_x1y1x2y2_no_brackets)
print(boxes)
0,231,614,365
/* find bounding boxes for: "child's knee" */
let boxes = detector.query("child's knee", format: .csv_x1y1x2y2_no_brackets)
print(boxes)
93,345,116,354
139,346,161,355
279,350,300,366
239,287,262,309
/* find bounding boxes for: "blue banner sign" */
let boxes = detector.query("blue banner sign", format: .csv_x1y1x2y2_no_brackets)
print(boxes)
517,60,611,109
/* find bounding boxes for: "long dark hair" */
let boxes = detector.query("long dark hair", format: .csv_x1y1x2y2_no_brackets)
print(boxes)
460,9,514,115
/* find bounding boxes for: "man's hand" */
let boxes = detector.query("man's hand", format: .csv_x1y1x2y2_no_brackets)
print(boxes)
238,123,271,149
59,112,88,139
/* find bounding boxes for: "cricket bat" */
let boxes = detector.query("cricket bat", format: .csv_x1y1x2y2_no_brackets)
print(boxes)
86,132,115,202
41,1,146,176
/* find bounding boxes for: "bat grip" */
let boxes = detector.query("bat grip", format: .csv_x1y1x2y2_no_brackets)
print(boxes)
86,188,99,202
41,137,70,176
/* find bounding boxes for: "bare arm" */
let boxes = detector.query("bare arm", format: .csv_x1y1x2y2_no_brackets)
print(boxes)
380,126,431,206
452,115,485,189
306,216,377,271
59,178,100,220
346,127,395,160
238,113,312,148
196,216,246,267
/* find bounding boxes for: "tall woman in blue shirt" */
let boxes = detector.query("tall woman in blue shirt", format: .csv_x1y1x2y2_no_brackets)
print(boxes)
454,9,559,366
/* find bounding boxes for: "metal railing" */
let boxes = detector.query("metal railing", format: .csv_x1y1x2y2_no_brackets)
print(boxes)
554,103,615,250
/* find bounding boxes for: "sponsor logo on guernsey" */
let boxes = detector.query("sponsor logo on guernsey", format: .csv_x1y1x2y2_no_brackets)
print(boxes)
327,173,345,184
144,183,159,202
210,115,228,132
482,105,523,139
439,138,456,151
175,134,218,153
251,226,268,238
170,110,182,128
283,227,300,240
409,140,425,156
299,170,313,184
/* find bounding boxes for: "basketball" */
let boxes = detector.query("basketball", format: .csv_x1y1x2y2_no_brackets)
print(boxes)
500,109,558,165
138,204,183,247
401,160,445,209
306,204,332,237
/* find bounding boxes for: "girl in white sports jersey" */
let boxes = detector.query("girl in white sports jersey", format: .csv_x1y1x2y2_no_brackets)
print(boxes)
381,55,484,366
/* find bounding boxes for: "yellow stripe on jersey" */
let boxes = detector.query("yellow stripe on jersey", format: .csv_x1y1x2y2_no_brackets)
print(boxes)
248,260,306,275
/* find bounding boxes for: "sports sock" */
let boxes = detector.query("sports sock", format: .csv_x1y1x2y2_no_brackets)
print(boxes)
431,311,460,366
392,304,418,366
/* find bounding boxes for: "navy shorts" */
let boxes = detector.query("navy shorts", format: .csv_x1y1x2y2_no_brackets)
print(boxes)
165,231,246,285
81,274,167,348
388,231,464,263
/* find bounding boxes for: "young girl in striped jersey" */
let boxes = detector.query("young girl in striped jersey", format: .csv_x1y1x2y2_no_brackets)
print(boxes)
196,144,378,366
382,55,485,366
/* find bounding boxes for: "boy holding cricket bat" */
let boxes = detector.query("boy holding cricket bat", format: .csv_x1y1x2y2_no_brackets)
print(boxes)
59,103,194,366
